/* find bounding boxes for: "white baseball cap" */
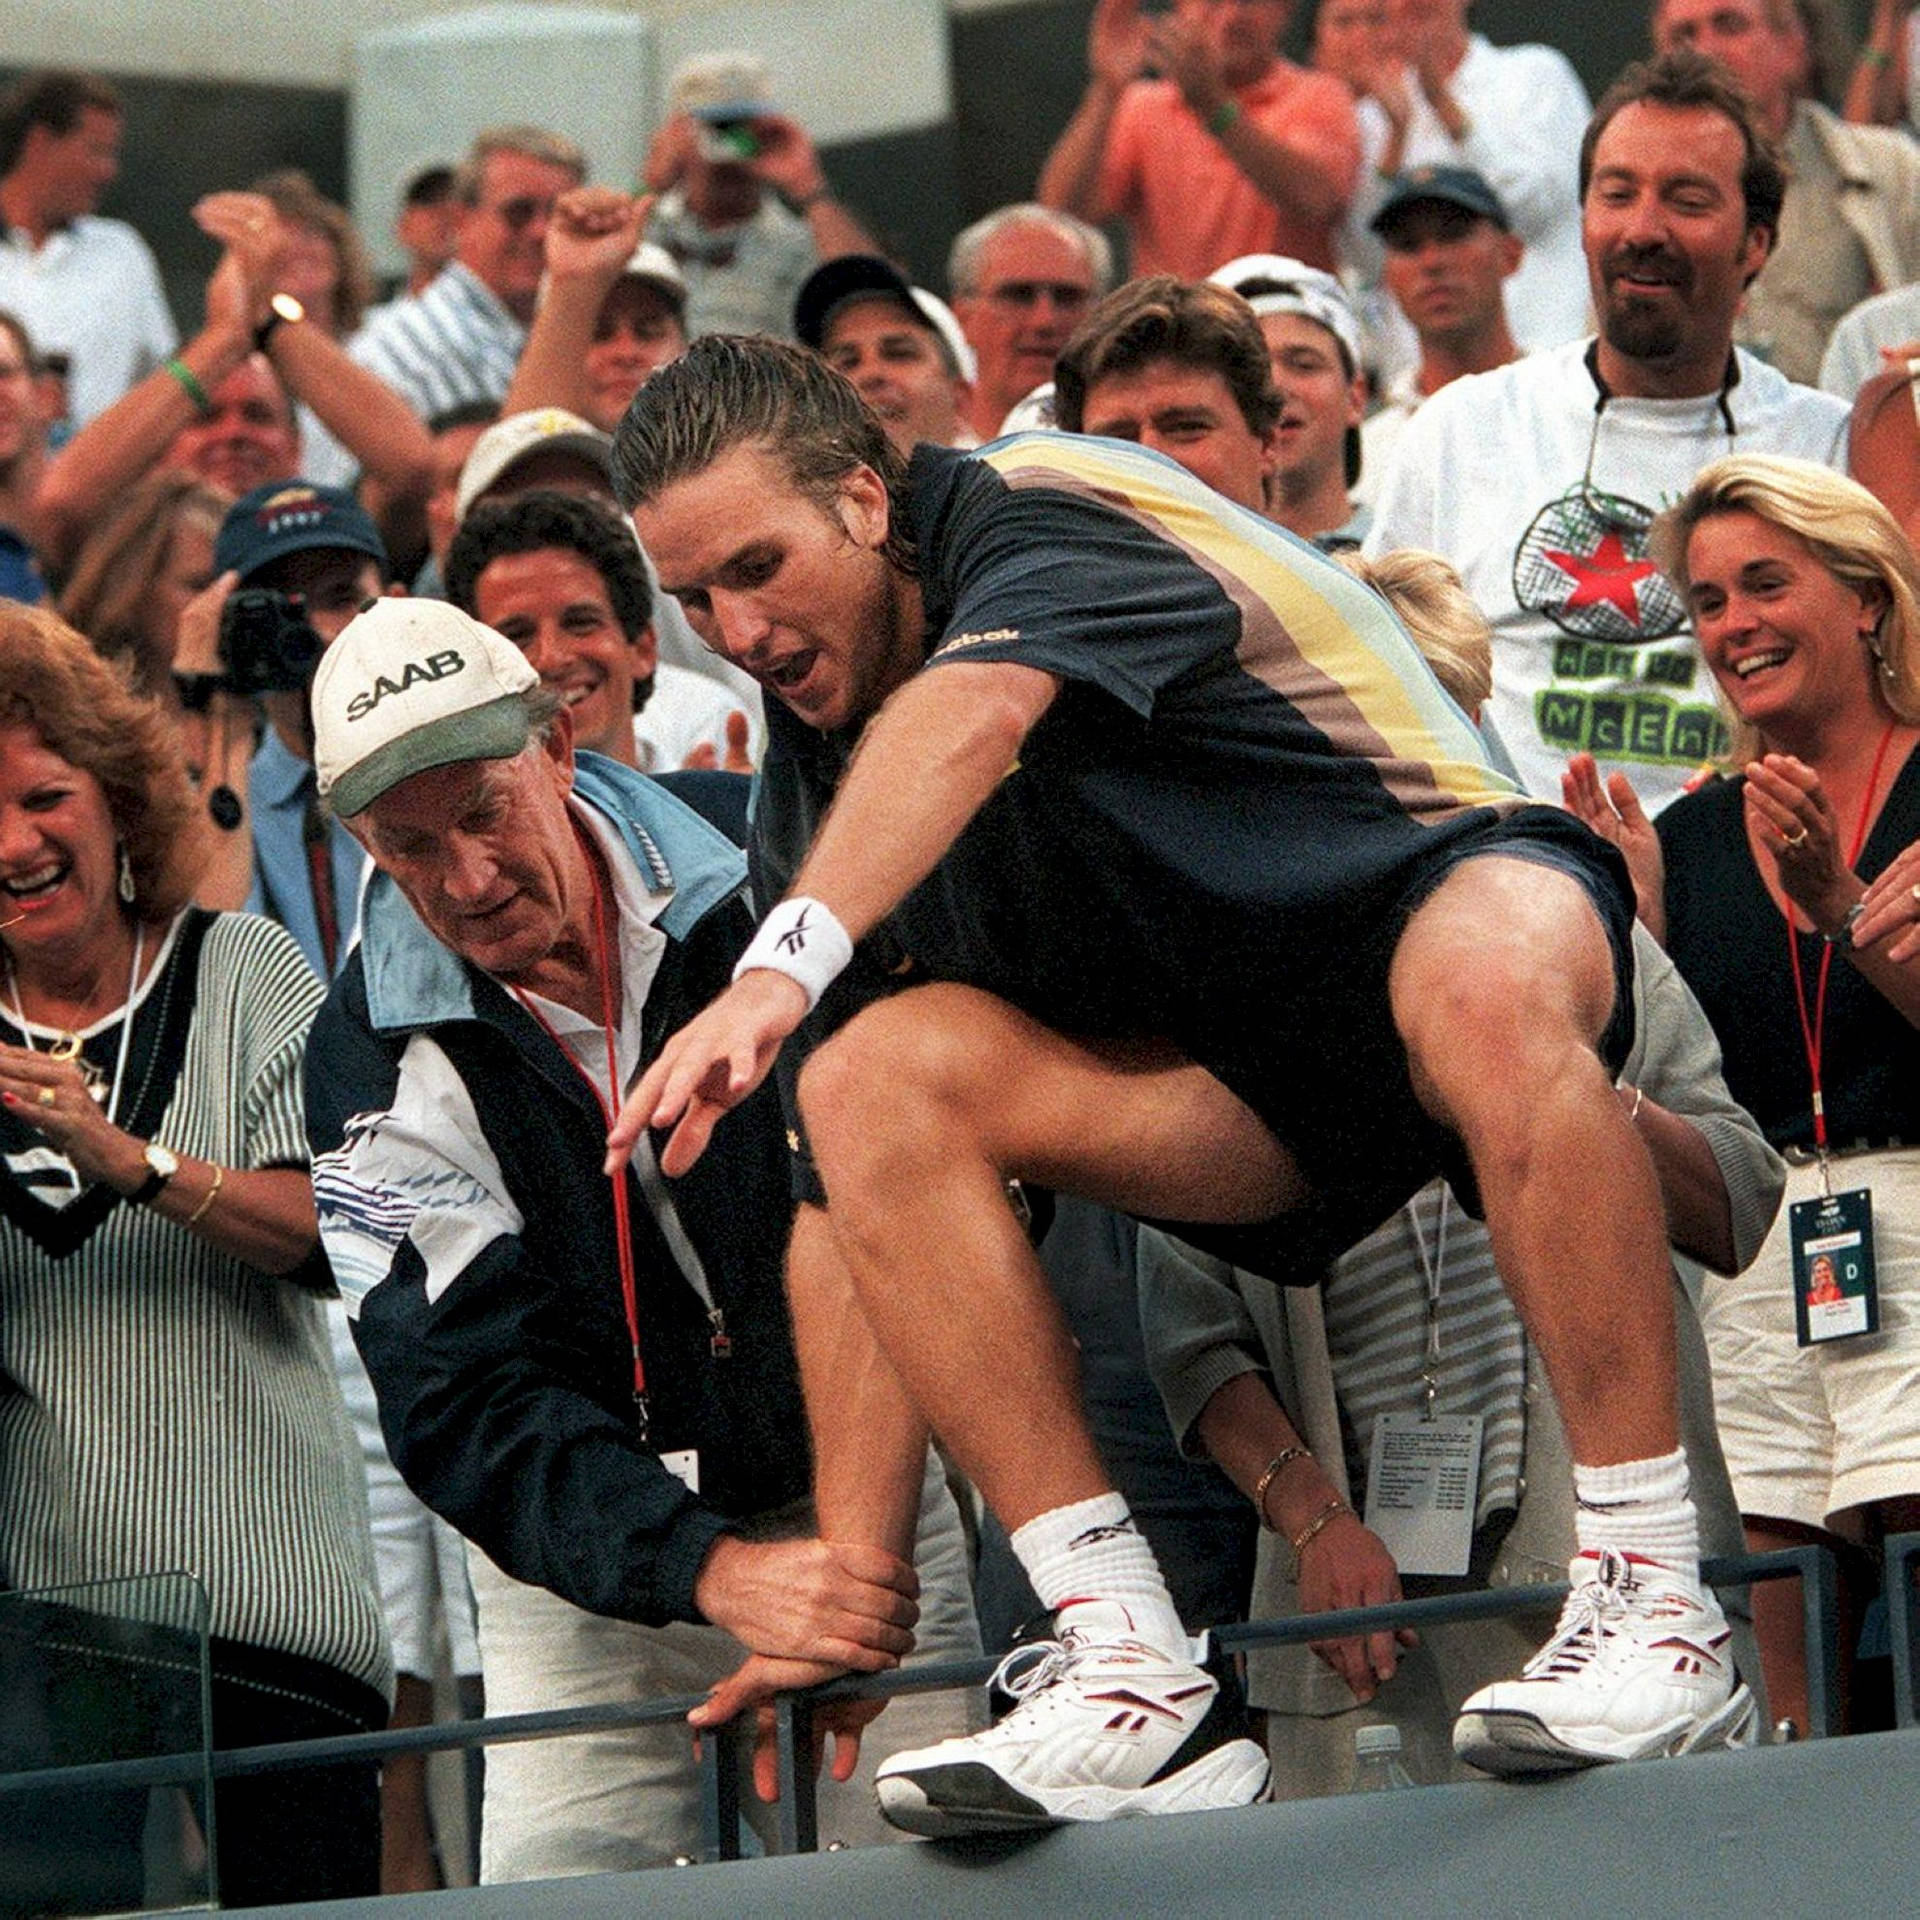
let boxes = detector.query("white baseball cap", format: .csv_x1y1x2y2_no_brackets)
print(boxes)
454,407,615,525
313,599,540,818
1209,253,1363,371
668,51,776,121
619,240,688,306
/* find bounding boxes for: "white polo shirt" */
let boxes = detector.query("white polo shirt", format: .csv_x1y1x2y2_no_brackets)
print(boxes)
0,214,176,424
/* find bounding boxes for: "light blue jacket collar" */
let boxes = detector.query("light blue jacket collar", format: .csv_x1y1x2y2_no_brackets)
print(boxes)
360,753,746,1033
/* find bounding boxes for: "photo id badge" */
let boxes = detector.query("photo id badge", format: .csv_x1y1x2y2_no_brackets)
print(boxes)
659,1448,701,1494
1362,1413,1481,1577
1791,1187,1877,1346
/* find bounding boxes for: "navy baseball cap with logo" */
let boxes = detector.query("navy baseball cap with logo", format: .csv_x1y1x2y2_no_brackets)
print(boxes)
1369,165,1511,238
214,481,389,586
793,255,978,383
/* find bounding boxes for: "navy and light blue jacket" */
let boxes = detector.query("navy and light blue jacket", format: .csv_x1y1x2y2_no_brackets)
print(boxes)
305,759,806,1627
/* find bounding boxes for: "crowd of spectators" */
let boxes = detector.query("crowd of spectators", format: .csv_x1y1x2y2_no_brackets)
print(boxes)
3,0,1920,1901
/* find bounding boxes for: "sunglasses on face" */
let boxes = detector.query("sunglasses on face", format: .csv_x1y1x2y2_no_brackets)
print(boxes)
985,281,1092,313
491,196,554,233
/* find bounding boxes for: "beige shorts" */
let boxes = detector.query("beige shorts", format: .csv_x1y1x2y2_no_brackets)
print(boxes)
1700,1147,1920,1529
468,1448,982,1882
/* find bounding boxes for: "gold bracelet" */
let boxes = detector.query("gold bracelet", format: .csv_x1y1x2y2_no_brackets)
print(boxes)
1253,1448,1311,1531
185,1161,224,1228
1289,1496,1351,1580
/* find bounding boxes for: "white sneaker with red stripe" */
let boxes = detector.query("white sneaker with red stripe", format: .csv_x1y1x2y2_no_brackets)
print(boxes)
874,1601,1270,1836
1454,1548,1758,1776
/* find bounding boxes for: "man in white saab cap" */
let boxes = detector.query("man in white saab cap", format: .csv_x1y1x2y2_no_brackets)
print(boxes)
302,598,980,1878
1210,252,1370,548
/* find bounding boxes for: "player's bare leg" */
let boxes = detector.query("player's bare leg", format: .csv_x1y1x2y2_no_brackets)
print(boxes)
1390,856,1756,1774
795,982,1294,1831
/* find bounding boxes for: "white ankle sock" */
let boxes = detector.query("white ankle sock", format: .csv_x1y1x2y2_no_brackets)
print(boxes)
1573,1449,1699,1581
1010,1492,1188,1653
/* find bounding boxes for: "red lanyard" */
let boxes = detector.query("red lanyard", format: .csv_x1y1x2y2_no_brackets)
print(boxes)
512,823,650,1437
1782,721,1897,1161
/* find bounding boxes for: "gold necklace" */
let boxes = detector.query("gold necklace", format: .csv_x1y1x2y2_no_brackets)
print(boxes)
2,927,144,1109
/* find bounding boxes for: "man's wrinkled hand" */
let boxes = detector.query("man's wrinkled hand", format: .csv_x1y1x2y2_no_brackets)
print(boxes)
693,1534,919,1670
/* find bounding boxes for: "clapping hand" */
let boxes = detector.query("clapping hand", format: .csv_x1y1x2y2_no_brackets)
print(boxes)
1744,753,1856,934
1562,753,1666,936
1849,833,1920,962
1088,0,1153,91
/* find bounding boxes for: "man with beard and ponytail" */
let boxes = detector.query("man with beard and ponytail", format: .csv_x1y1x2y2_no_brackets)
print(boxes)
1367,49,1847,814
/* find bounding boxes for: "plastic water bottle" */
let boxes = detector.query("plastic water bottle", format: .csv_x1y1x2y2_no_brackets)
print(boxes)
1350,1722,1418,1792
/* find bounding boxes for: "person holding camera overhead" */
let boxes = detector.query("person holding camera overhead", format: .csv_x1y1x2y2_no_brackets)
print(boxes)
643,50,883,340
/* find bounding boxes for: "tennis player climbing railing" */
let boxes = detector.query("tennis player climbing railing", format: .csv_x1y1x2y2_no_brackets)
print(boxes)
0,1539,1905,1889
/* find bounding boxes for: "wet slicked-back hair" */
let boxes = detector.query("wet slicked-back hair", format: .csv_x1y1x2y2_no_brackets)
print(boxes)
611,333,916,573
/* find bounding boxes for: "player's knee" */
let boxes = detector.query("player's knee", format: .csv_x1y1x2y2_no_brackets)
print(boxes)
798,989,984,1160
1402,960,1612,1151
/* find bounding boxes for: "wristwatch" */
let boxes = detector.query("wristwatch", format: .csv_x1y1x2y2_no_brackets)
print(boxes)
128,1142,180,1206
253,291,305,355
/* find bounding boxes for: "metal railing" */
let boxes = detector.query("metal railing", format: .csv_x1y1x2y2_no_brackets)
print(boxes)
3,1538,1910,1878
1886,1530,1920,1731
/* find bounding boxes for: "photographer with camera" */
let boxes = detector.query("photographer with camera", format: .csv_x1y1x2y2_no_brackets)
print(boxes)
643,51,881,339
173,482,390,978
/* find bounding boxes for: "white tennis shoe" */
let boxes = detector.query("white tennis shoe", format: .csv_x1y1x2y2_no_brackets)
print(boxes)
1454,1548,1758,1776
875,1601,1270,1836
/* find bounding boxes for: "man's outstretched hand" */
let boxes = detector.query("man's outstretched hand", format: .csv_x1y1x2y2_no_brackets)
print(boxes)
606,969,808,1177
689,1653,890,1803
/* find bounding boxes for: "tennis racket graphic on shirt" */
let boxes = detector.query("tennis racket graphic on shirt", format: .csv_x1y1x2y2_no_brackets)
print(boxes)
1512,485,1688,644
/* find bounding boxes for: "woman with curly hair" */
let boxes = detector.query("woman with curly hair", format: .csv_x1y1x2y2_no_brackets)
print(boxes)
56,471,256,910
0,606,387,1906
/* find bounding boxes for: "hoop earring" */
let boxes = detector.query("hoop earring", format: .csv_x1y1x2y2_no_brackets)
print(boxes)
117,844,136,905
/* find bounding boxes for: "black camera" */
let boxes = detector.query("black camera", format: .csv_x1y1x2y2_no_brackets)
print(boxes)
217,588,325,696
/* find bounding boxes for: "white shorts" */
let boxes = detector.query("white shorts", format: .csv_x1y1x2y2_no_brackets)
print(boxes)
1700,1147,1920,1529
327,1302,481,1678
470,1447,982,1881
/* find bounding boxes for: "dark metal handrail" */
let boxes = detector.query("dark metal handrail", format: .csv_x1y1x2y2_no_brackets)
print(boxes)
0,1544,1848,1867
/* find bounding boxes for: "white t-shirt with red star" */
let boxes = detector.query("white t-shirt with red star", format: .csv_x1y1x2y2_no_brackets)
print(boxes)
1365,337,1848,811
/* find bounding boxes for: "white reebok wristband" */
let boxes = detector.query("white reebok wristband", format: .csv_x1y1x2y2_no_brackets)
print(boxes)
732,896,854,1010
